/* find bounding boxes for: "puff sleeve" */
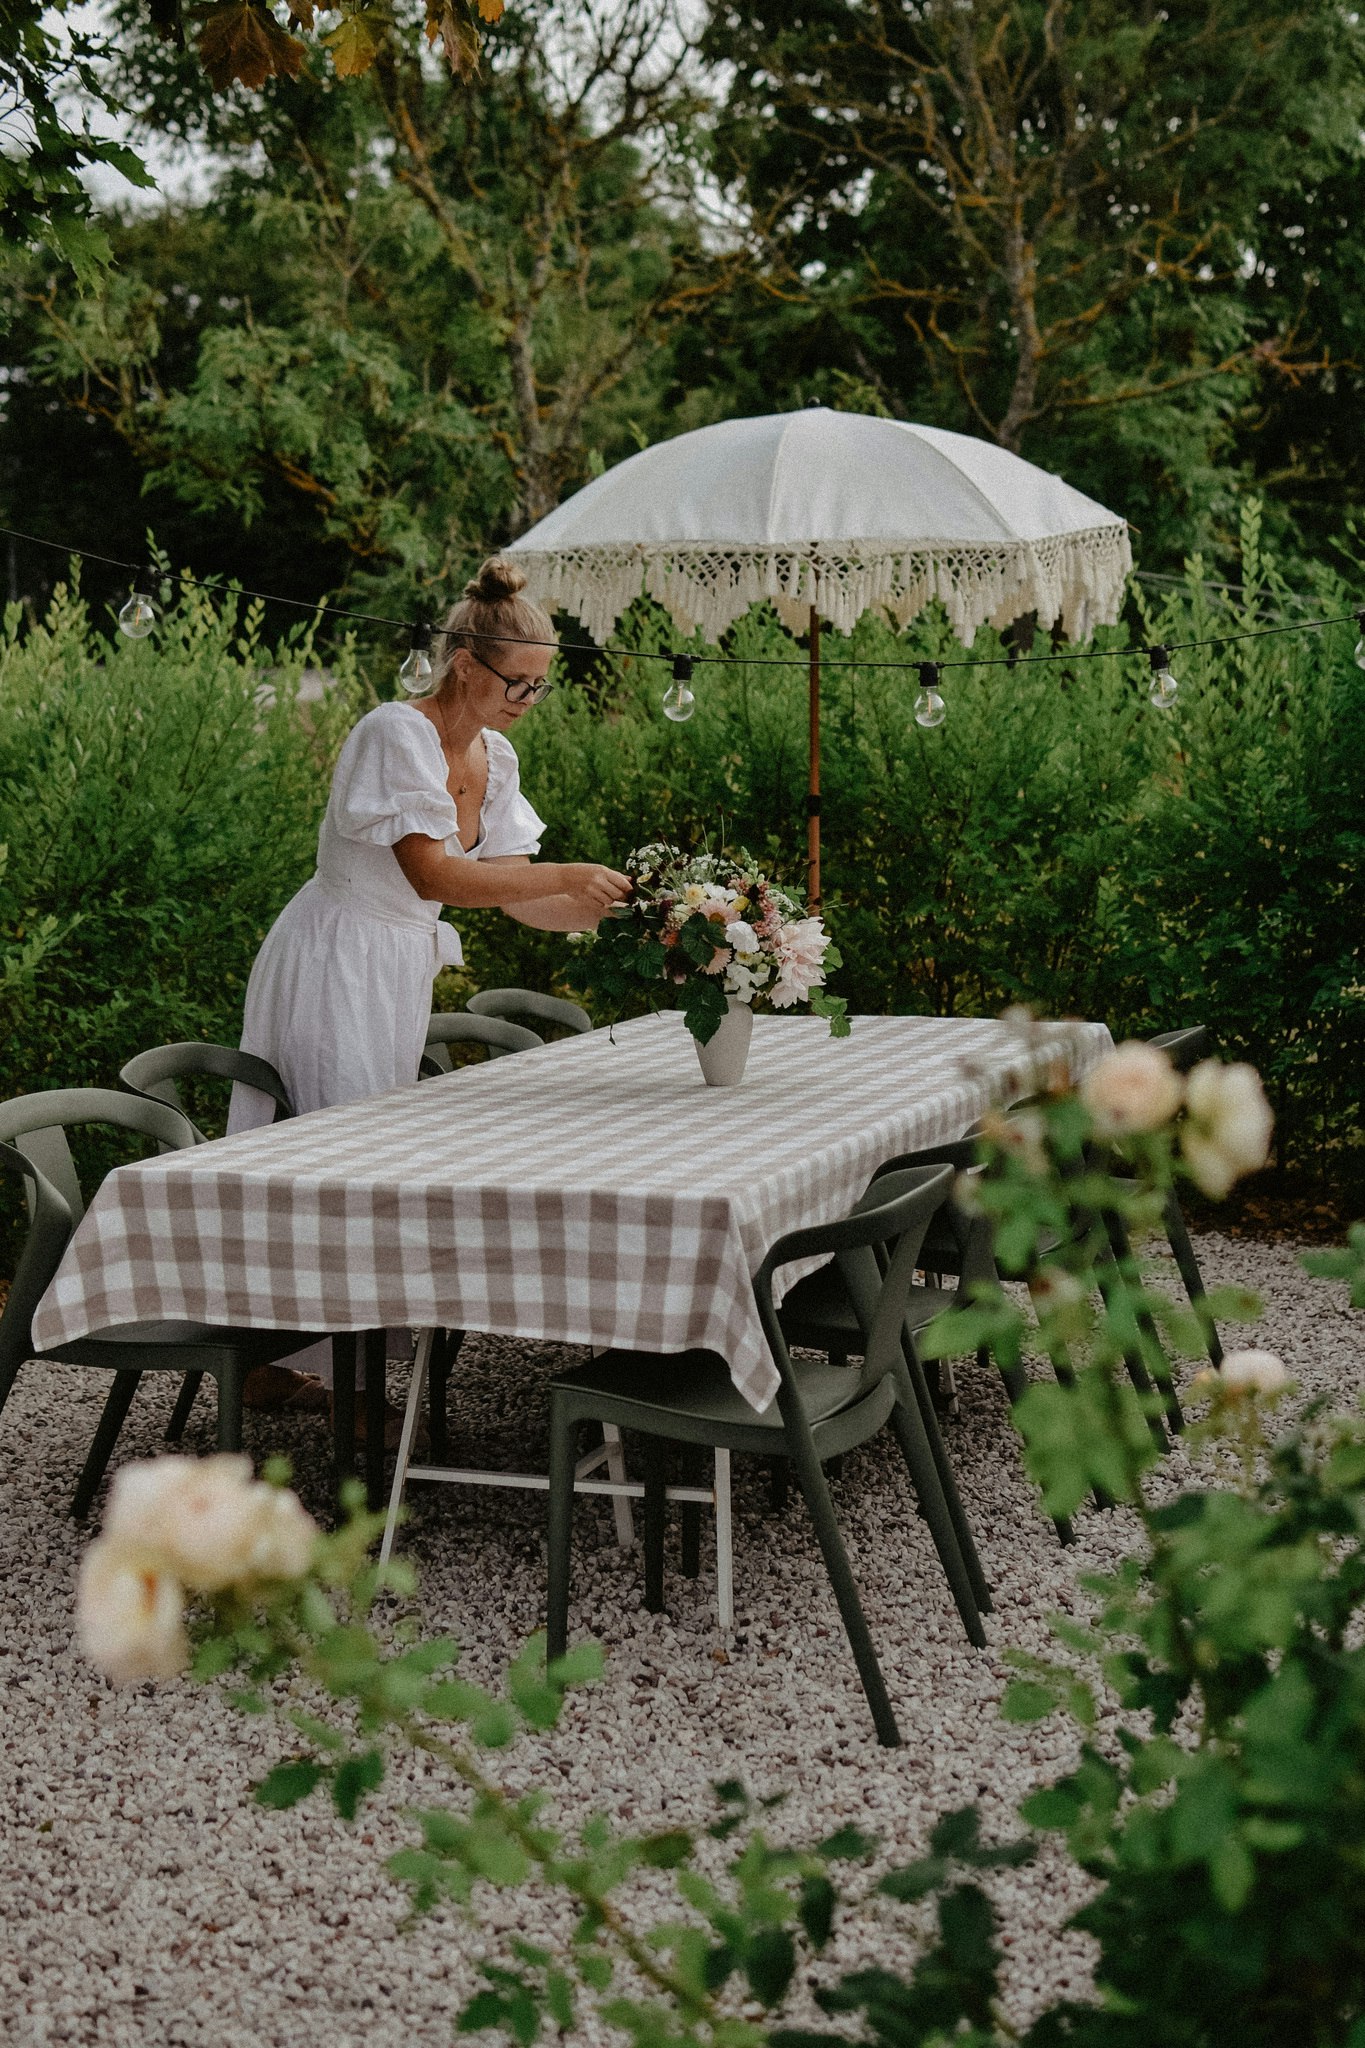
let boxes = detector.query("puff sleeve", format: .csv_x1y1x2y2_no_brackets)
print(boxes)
478,730,546,859
329,704,462,855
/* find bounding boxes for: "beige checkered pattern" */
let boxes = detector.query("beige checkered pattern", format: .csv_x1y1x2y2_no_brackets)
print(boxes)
32,1012,1112,1411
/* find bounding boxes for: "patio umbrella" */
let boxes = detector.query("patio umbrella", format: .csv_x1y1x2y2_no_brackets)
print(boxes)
507,407,1131,906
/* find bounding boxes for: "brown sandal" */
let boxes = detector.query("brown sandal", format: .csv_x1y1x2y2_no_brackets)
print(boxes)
243,1365,330,1414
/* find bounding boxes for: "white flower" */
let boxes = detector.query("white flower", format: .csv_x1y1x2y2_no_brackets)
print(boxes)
248,1486,320,1582
724,959,763,1000
725,920,760,956
103,1454,317,1593
77,1539,188,1686
1081,1041,1182,1136
1181,1060,1274,1199
1218,1348,1291,1396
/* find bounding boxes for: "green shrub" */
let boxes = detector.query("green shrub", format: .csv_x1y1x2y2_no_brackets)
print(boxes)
4,510,1363,1188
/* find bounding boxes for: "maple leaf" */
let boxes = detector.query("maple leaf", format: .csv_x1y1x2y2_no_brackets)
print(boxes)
324,11,386,79
197,2,307,91
287,0,316,28
474,0,505,21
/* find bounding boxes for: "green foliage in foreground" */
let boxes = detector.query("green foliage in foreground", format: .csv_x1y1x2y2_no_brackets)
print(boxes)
180,1109,1365,2046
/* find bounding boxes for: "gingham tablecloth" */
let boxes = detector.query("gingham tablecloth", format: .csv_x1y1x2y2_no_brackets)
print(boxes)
32,1012,1112,1412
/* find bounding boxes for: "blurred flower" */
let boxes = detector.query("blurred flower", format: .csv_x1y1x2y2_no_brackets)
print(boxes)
1029,1266,1085,1313
726,920,759,956
1182,1061,1274,1199
1081,1041,1182,1135
1219,1348,1291,1396
103,1454,317,1593
77,1541,188,1686
980,1105,1049,1176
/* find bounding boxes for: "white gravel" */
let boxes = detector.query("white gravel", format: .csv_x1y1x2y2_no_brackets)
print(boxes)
1,1233,1361,2047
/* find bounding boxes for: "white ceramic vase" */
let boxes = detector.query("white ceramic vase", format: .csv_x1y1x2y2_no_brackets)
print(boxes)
693,997,754,1087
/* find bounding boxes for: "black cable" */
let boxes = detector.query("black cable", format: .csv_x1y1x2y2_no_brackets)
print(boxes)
2,519,1358,678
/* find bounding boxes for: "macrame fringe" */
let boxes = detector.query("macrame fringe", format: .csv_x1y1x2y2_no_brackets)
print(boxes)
512,526,1133,648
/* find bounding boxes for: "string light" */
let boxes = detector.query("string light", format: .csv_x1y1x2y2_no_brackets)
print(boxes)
398,621,434,694
914,660,946,728
117,568,157,640
661,653,696,722
3,522,1361,712
1148,645,1180,709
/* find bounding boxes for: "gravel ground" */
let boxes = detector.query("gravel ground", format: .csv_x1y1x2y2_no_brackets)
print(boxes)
1,1232,1362,2047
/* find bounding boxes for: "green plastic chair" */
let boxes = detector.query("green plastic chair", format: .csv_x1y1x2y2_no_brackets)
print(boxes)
545,1163,982,1749
467,988,593,1038
0,1089,327,1516
420,1013,543,1077
119,1041,292,1140
779,1135,1076,1547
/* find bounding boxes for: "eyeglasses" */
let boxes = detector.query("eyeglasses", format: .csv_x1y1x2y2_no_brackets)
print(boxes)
479,654,556,705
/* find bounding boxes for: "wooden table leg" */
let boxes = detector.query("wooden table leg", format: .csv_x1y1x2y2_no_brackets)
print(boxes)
364,1328,387,1512
332,1333,357,1498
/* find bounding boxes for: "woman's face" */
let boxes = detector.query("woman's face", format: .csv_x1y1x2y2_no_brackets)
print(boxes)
447,642,554,730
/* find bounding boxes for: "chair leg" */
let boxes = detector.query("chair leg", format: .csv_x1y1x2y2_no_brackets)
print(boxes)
887,1364,986,1648
1098,1213,1181,1437
165,1371,203,1442
0,1353,21,1424
428,1328,462,1464
904,1338,992,1615
215,1359,244,1454
786,1425,900,1747
364,1329,387,1511
380,1328,432,1570
680,1447,703,1579
332,1333,357,1496
767,1456,789,1513
1164,1190,1223,1367
642,1437,667,1614
72,1372,142,1518
546,1402,578,1662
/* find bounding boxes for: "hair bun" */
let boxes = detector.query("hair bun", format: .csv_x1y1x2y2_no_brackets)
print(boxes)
464,556,528,604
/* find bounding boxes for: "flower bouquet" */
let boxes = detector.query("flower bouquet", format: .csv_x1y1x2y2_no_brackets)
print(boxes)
579,842,850,1052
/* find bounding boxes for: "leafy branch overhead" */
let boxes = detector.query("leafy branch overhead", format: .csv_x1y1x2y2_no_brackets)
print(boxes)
159,0,508,91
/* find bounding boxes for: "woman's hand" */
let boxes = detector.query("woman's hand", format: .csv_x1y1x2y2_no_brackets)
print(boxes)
561,863,632,913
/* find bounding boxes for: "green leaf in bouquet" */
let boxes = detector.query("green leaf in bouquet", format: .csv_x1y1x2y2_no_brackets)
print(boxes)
683,977,728,1044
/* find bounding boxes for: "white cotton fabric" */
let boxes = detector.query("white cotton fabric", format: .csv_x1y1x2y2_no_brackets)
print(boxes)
229,702,545,1133
506,407,1132,645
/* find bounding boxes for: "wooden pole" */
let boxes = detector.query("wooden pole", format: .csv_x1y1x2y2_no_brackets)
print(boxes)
807,604,821,911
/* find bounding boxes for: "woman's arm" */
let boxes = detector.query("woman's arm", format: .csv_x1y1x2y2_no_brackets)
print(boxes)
393,835,629,915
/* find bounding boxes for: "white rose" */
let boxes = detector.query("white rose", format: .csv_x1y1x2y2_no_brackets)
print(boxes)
247,1486,319,1582
1219,1348,1291,1396
104,1454,315,1593
77,1539,188,1686
1081,1041,1182,1136
725,920,760,956
1181,1060,1274,1199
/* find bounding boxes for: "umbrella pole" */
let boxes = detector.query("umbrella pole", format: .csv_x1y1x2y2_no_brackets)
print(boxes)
807,604,821,911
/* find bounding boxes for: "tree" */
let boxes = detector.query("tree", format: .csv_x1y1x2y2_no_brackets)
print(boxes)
701,0,1365,561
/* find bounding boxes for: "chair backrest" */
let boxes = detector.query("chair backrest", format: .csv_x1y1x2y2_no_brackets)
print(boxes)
119,1041,293,1133
0,1087,198,1228
870,1136,993,1285
754,1165,953,1407
0,1142,75,1387
421,1013,544,1076
1147,1025,1212,1074
467,987,593,1038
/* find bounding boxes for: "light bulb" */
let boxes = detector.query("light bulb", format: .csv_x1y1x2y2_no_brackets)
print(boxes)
1354,612,1365,669
1147,645,1179,709
399,622,434,694
662,653,696,722
118,583,157,639
914,660,946,728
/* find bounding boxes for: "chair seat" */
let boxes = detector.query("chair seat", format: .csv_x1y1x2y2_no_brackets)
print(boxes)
44,1323,328,1368
550,1345,868,1437
778,1263,958,1352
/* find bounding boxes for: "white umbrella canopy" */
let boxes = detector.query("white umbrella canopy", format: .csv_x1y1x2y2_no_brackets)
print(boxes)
507,406,1131,646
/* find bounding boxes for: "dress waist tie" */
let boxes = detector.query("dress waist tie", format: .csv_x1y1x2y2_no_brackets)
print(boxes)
310,875,463,968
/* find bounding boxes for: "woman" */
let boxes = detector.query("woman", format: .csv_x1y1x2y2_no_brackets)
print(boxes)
229,556,630,1409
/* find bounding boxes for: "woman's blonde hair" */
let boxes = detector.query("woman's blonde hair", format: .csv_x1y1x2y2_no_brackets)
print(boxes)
435,556,555,687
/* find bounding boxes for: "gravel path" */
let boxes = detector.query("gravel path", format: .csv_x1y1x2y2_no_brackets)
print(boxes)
1,1233,1361,2047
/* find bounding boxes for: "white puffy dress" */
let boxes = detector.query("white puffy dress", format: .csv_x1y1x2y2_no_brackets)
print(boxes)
228,701,546,1134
